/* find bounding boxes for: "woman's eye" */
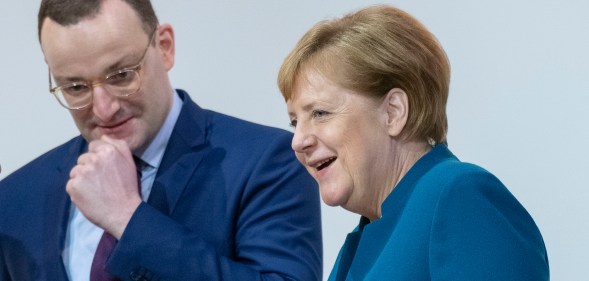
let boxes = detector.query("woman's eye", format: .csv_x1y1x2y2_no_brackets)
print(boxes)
312,110,329,118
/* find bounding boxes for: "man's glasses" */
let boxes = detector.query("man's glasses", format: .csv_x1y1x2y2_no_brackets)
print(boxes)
48,27,157,110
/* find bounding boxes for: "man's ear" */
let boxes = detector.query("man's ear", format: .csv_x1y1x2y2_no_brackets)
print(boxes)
383,88,408,137
156,23,175,71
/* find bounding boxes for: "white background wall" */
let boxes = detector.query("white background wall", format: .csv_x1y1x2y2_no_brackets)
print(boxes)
1,1,587,280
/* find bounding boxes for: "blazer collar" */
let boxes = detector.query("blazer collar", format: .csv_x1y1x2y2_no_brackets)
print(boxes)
55,137,87,244
380,143,457,215
346,144,458,280
53,137,87,279
334,217,371,281
160,89,207,156
148,89,207,213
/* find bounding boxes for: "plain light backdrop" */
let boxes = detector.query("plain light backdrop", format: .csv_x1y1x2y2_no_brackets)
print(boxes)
1,1,587,280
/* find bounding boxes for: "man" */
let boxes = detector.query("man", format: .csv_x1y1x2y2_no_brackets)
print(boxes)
0,0,322,280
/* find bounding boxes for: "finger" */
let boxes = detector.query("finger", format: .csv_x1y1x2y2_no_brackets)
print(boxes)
65,178,74,195
76,152,96,165
101,135,129,152
88,138,108,152
101,135,133,162
69,164,79,179
70,160,93,178
66,168,82,195
65,177,83,202
89,140,122,163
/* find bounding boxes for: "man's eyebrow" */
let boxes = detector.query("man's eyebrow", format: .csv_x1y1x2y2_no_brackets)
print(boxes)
104,54,142,74
53,75,87,84
53,54,141,84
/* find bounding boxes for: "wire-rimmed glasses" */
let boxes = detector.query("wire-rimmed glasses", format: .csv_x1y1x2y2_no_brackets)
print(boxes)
48,28,157,110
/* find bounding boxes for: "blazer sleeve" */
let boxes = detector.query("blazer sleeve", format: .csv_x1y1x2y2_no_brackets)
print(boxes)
105,133,322,281
428,167,549,281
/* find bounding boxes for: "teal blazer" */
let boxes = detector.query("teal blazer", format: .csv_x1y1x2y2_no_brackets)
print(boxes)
329,144,548,281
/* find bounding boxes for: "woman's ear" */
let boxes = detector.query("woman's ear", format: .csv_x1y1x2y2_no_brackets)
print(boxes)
383,88,408,137
156,23,175,71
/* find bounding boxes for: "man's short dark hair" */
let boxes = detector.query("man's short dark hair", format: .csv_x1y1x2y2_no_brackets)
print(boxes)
38,0,159,42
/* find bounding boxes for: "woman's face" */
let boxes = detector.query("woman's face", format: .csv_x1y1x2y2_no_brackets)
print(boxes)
287,69,393,214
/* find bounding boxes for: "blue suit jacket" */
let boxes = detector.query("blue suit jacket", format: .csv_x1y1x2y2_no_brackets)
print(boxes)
329,144,548,281
0,90,322,281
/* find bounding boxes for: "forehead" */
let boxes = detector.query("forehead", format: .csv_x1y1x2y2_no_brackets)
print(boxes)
289,69,329,102
287,68,380,115
287,69,348,112
40,0,148,76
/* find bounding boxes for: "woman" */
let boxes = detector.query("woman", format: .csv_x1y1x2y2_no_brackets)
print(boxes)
278,5,549,281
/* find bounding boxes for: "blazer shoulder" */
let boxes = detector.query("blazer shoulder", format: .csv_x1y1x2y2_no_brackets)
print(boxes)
427,160,549,279
427,159,503,190
204,109,293,146
0,136,85,188
175,91,292,149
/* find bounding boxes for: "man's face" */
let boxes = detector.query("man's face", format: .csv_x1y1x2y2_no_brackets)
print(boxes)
40,0,174,154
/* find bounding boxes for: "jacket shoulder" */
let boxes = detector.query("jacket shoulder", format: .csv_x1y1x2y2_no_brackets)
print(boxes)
0,136,85,189
204,109,293,146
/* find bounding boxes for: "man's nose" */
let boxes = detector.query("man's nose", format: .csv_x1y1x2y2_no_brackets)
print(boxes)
92,86,121,121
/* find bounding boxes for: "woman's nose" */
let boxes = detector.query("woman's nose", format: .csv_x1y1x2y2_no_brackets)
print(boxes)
291,126,316,153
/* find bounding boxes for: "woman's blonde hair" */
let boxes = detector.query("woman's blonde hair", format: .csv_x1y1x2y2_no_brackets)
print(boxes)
278,5,450,143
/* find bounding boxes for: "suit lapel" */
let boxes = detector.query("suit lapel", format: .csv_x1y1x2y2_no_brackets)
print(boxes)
44,137,86,280
148,90,208,214
149,151,205,213
335,217,370,281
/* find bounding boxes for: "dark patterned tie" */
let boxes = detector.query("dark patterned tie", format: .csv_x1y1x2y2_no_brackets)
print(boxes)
90,157,143,281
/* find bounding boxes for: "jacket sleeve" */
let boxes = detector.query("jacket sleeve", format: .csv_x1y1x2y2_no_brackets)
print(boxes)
105,133,322,281
429,167,549,281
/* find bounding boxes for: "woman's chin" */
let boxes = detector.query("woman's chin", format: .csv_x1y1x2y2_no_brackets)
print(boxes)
321,198,341,207
320,185,351,207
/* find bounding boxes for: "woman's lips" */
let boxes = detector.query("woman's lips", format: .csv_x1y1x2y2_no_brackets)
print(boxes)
317,157,336,171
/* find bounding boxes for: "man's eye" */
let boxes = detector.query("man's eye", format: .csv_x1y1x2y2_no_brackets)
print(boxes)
63,84,90,96
107,70,135,84
289,119,298,128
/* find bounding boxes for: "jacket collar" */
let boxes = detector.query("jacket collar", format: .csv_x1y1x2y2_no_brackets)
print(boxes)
380,143,457,215
148,89,207,214
344,144,458,280
54,137,87,279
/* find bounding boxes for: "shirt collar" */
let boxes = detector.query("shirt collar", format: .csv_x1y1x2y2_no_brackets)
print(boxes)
136,90,183,170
